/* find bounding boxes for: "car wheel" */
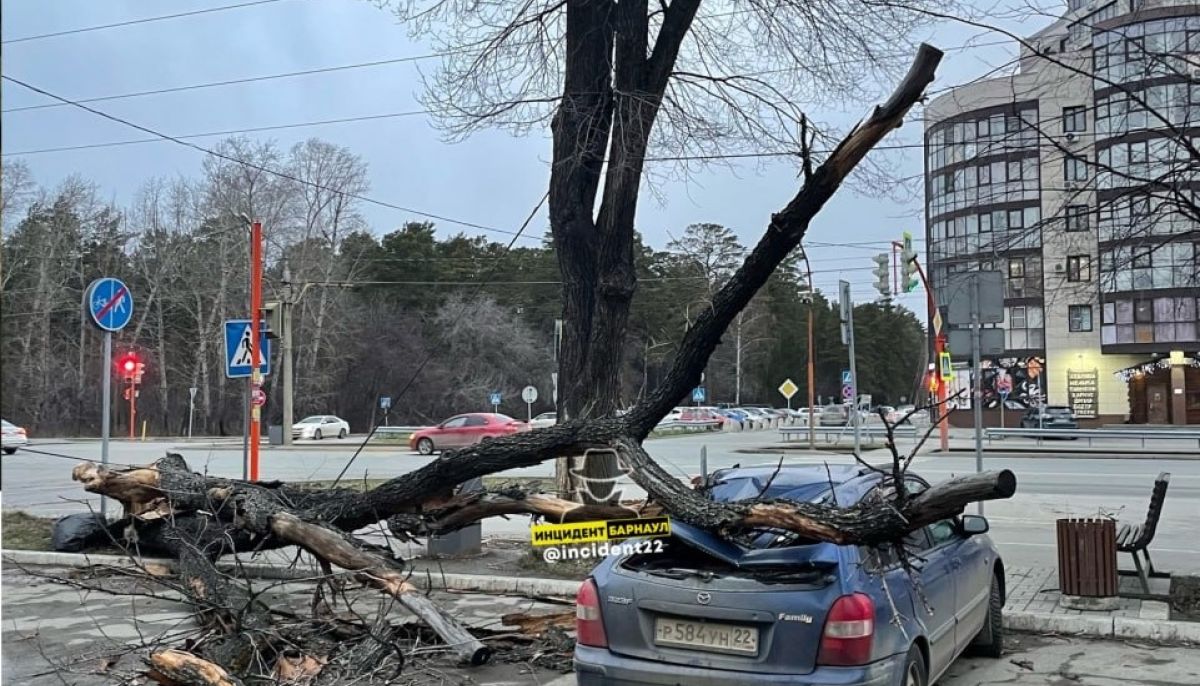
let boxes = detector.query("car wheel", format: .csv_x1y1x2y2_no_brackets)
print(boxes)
416,438,434,455
902,644,927,686
970,573,1004,658
338,428,347,439
314,429,322,440
2,447,15,455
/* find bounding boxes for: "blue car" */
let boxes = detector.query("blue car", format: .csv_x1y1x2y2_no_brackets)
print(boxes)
717,409,749,423
574,464,1004,685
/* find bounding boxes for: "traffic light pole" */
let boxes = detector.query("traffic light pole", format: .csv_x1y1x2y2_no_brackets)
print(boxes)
128,376,136,439
909,257,949,453
100,331,111,518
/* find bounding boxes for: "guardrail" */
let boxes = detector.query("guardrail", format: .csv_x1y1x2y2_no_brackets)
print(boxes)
779,424,917,443
984,427,1200,448
373,426,424,436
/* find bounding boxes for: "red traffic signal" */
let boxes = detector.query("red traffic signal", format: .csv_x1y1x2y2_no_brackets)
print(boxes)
116,352,143,380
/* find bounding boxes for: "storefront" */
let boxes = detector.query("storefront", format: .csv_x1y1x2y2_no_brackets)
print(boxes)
1116,354,1200,425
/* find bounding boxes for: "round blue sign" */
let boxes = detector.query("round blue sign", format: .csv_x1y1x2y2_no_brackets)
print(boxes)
86,277,134,332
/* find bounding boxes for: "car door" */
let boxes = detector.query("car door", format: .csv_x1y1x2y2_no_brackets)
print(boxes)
438,416,469,448
463,415,490,443
907,522,959,678
950,517,995,654
924,518,975,673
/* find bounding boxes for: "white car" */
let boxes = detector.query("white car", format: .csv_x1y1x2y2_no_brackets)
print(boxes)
291,415,350,440
2,419,28,454
529,412,557,429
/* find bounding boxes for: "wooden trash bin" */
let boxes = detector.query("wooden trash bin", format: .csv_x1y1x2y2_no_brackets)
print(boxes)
1056,518,1117,598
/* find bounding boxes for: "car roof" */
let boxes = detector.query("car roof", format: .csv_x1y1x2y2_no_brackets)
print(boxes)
706,463,886,503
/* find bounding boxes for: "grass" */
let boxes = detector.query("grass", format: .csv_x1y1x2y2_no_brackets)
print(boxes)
2,510,54,551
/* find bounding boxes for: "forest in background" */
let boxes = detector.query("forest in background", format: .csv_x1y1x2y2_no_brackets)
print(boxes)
1,138,926,436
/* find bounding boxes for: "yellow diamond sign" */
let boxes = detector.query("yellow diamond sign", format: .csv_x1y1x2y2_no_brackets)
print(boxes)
778,378,799,399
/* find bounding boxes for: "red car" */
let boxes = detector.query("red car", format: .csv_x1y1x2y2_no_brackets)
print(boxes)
409,413,527,455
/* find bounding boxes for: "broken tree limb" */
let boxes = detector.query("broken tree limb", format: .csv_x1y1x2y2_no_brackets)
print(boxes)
147,650,243,686
267,512,491,666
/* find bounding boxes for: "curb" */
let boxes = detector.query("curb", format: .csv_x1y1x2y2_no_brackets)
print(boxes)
1004,611,1200,644
938,448,1200,459
1,549,581,597
6,549,1197,644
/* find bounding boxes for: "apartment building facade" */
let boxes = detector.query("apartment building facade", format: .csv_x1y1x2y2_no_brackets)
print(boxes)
923,0,1200,424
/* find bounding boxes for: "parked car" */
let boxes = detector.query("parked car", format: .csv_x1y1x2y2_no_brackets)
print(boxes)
409,413,528,454
735,407,774,425
717,408,750,423
818,404,849,427
678,407,726,426
530,412,558,429
574,463,1003,685
291,415,350,440
1020,406,1078,430
895,405,930,425
658,408,686,426
2,419,28,455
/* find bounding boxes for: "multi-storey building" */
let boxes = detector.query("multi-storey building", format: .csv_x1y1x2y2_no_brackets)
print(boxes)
923,0,1199,425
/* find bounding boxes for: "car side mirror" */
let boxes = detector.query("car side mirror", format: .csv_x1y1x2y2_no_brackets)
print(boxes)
960,515,989,536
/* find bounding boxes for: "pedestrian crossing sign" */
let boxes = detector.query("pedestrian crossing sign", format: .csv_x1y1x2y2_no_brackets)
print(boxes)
224,319,271,379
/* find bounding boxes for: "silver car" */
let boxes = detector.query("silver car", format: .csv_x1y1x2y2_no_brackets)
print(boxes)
2,419,29,454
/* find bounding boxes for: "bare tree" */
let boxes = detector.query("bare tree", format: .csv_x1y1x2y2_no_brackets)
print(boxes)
387,0,955,493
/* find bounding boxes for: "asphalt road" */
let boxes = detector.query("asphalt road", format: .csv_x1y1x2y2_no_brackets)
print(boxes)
3,430,1197,573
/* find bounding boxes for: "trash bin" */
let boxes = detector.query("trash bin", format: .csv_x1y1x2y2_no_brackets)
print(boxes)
268,424,284,446
1057,518,1118,608
428,477,485,557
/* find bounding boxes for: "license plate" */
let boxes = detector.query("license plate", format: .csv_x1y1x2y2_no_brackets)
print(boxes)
653,617,758,656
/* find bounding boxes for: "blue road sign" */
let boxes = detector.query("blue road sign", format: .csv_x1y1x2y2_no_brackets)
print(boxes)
841,369,852,385
692,387,706,403
489,391,502,406
224,320,271,379
86,277,134,332
380,396,392,410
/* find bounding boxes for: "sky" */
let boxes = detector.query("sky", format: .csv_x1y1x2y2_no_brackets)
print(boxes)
0,0,1056,311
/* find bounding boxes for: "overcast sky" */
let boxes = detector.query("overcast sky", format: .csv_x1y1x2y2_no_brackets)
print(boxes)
1,0,1051,309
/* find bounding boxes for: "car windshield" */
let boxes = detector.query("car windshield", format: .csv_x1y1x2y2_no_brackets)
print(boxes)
1,420,13,428
493,414,514,422
297,417,323,424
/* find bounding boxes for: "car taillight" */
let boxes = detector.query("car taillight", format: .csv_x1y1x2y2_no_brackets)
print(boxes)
817,593,874,666
575,578,608,648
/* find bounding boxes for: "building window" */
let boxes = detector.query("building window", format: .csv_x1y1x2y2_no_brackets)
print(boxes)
1063,106,1087,133
1066,205,1090,231
1007,304,1044,349
1067,255,1092,281
1068,0,1086,11
1009,258,1025,279
1069,305,1094,332
1065,155,1089,181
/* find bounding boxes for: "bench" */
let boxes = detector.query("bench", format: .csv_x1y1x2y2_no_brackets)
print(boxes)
1117,472,1170,594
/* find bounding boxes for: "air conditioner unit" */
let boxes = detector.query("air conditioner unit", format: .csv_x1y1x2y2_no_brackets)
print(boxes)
1055,263,1065,272
1064,132,1080,144
1011,284,1025,297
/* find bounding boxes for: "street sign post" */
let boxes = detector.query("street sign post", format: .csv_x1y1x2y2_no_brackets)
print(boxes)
777,378,798,410
489,391,502,412
85,277,134,518
522,385,538,421
838,281,861,457
692,387,706,404
379,395,392,426
188,386,198,438
224,320,271,378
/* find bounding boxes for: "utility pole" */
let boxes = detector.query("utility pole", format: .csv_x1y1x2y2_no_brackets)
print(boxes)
735,312,743,405
248,220,263,482
970,276,984,515
839,280,861,457
281,261,295,445
806,301,815,450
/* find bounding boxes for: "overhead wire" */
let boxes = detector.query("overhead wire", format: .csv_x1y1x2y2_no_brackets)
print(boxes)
1,75,541,243
2,0,289,45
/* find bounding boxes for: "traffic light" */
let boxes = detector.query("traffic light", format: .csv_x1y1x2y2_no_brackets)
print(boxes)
900,231,920,293
261,302,281,340
871,253,891,297
116,352,145,383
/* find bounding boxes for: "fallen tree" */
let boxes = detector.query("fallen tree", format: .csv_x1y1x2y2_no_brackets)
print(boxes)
63,43,1020,683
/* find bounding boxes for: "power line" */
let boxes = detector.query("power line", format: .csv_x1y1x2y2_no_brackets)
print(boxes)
2,0,288,45
1,75,540,243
